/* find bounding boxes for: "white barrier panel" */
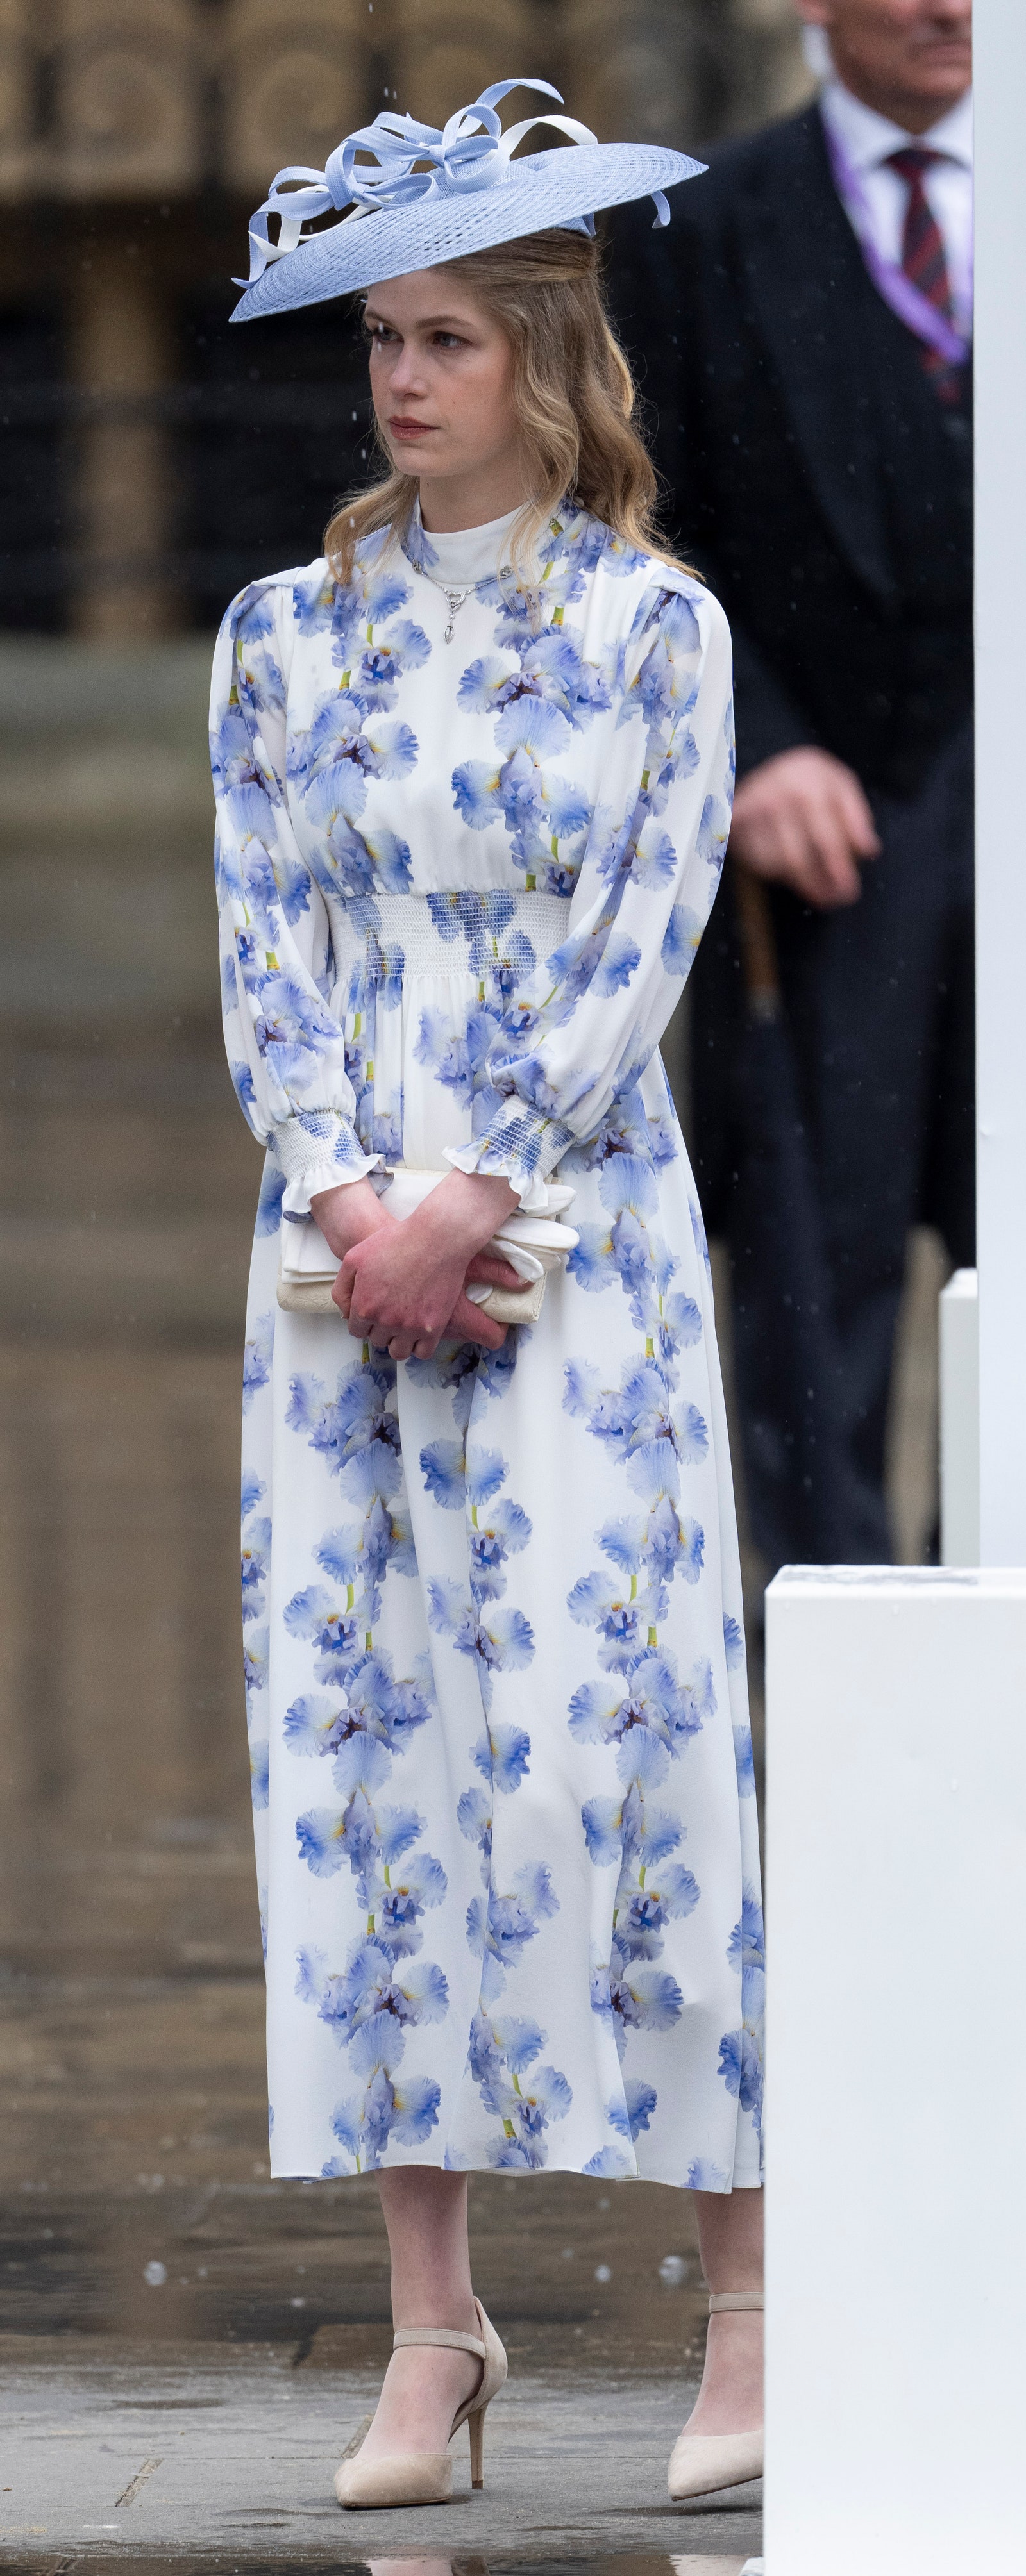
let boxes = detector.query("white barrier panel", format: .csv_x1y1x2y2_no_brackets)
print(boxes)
939,1268,979,1566
764,1566,1026,2575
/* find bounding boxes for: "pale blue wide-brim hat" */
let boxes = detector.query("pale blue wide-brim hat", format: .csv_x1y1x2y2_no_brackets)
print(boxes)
231,77,705,324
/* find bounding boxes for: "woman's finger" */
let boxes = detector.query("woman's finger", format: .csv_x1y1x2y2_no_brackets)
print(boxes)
464,1252,525,1289
448,1290,508,1349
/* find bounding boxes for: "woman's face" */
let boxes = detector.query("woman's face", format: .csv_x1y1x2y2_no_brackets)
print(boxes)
363,269,521,496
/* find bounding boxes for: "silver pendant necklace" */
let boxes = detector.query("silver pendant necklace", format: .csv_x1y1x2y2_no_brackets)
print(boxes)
412,559,474,644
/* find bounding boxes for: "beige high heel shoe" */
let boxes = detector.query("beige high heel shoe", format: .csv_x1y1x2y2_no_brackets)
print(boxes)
334,2296,507,2509
668,2289,764,2502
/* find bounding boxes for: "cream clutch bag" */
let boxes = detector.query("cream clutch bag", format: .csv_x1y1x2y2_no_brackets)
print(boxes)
276,1166,578,1325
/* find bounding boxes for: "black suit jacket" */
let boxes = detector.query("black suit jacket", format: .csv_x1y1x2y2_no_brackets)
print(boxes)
606,104,973,800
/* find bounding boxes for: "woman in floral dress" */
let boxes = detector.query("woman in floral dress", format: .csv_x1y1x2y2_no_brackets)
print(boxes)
213,82,764,2511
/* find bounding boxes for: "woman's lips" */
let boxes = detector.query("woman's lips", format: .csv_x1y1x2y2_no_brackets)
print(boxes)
389,418,436,440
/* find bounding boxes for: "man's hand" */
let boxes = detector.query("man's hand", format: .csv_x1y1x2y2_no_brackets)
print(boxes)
729,747,880,908
324,1168,529,1361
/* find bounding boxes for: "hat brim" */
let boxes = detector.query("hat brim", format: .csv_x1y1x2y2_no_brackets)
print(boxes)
230,142,705,323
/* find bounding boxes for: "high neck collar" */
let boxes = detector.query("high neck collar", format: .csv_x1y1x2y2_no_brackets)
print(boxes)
405,500,523,588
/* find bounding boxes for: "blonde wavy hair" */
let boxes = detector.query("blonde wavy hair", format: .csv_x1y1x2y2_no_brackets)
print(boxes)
324,224,692,583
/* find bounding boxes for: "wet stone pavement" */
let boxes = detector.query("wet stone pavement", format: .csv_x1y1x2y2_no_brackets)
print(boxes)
0,644,761,2570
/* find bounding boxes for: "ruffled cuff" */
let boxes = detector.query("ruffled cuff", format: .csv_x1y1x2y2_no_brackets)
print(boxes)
274,1111,381,1218
444,1102,575,1213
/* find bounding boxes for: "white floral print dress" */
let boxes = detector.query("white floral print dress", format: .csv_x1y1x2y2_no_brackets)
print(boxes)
212,498,764,2189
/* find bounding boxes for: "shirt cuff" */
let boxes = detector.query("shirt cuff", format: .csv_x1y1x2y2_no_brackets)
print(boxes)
274,1112,381,1217
445,1103,576,1210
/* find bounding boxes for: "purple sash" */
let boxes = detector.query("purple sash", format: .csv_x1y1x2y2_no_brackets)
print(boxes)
821,112,971,368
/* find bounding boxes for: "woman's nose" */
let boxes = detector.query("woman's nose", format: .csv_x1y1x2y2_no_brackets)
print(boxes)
389,342,426,395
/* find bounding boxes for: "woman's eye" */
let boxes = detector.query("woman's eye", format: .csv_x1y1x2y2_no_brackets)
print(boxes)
433,332,464,349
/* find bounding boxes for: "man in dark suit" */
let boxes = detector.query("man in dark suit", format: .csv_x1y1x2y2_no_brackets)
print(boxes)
608,0,974,1571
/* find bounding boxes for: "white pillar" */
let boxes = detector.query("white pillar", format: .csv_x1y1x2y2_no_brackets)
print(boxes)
939,1268,979,1565
975,0,1026,1563
764,1566,1026,2575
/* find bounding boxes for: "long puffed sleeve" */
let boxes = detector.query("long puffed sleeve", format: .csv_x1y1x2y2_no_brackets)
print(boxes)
446,575,734,1204
211,574,381,1213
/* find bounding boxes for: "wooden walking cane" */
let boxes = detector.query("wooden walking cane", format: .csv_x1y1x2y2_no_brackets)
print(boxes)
726,857,852,1561
733,863,782,1018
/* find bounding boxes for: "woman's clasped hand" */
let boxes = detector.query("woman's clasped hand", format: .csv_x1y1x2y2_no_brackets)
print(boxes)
309,1168,527,1360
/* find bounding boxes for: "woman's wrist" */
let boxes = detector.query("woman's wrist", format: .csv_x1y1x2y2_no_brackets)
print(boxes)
414,1168,519,1261
310,1177,394,1260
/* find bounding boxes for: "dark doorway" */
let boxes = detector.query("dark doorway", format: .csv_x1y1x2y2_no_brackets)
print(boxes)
0,305,69,632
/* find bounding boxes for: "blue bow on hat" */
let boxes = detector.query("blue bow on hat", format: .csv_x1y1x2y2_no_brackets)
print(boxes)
240,79,669,288
231,78,705,321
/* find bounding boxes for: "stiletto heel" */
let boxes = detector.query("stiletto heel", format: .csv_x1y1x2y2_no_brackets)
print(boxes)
667,2289,764,2502
334,2294,507,2509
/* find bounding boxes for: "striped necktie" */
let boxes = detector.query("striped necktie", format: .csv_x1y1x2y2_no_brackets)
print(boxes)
887,144,960,401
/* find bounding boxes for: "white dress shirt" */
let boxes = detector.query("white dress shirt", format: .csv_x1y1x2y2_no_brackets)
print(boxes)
819,80,973,337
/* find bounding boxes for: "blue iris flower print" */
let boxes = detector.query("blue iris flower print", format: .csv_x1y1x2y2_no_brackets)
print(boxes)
326,550,419,681
324,2017,442,2173
404,1332,519,1425
242,1313,273,1413
582,2142,634,2177
423,886,535,983
293,687,419,802
227,786,312,933
697,793,730,879
292,1618,451,2173
569,1650,711,1756
428,1579,534,1713
723,1613,746,1668
453,693,593,893
414,999,500,1107
355,619,430,708
210,701,260,799
255,1161,285,1236
734,1724,757,1797
469,2007,573,2170
472,1718,531,1794
457,1781,492,1882
719,1885,766,2125
240,1515,271,1622
301,770,414,898
242,1624,268,1703
467,1861,559,1985
283,1584,366,1676
592,1931,684,2064
298,1939,448,2044
249,1738,269,1809
286,1356,400,1478
609,2077,659,2141
461,1862,572,2166
688,2158,731,2191
566,1156,658,1295
250,972,341,1095
662,901,705,979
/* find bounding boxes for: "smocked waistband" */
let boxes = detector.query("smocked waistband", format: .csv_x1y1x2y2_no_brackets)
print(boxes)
334,890,571,980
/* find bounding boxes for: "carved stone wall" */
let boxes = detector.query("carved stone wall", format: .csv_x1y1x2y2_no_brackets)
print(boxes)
221,1,378,196
0,0,811,199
